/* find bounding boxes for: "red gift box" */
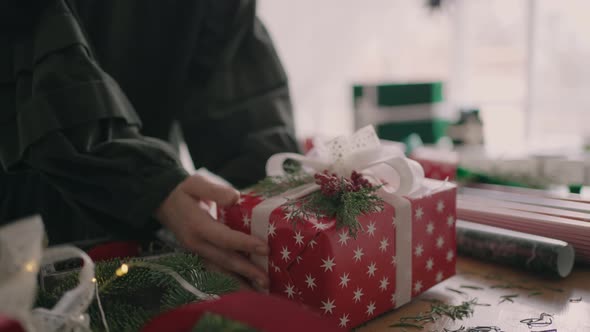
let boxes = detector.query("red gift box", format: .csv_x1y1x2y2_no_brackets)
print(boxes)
410,147,458,181
220,179,457,328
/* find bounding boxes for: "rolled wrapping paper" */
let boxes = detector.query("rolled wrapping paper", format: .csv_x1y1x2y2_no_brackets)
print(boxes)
456,220,575,278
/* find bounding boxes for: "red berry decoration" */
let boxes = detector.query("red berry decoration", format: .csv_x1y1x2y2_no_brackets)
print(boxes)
314,170,372,198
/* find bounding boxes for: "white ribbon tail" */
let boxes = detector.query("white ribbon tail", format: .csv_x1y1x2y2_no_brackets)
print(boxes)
377,191,413,308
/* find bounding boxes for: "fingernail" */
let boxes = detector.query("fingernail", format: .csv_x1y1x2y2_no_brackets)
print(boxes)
255,245,269,256
257,278,269,289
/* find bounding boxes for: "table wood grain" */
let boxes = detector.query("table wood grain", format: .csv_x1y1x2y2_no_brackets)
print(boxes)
357,257,590,332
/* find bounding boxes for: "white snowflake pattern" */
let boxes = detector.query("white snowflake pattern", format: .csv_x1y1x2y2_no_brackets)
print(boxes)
414,244,424,257
284,208,298,222
436,236,445,249
293,231,304,246
391,255,397,266
320,298,336,314
338,230,351,246
392,216,397,227
436,200,445,213
296,256,303,264
280,246,291,262
390,292,396,305
366,302,376,316
415,207,424,220
436,271,444,282
379,237,390,252
339,314,350,328
353,287,364,303
284,283,296,299
366,221,377,237
339,273,351,288
426,222,434,235
353,247,364,262
414,280,423,294
241,215,250,228
321,256,336,272
446,249,454,262
447,215,455,227
269,261,281,273
308,238,318,249
237,196,246,205
305,274,317,289
268,222,276,238
367,262,378,277
313,221,330,231
426,258,434,271
379,277,389,291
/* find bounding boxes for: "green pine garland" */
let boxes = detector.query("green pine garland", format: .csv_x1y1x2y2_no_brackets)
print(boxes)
192,313,260,332
36,253,239,332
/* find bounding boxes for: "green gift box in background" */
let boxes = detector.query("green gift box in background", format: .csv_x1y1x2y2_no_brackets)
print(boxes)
353,82,450,144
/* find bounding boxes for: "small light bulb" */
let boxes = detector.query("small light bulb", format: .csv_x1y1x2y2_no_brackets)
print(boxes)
116,263,129,277
24,261,37,272
92,278,97,283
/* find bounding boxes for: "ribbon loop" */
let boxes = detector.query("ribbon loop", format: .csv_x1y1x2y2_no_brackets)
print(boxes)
266,126,424,195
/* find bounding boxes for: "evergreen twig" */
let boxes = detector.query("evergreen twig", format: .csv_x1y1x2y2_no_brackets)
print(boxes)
36,253,239,332
390,299,481,330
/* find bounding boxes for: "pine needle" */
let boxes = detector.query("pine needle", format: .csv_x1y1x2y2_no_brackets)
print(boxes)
390,322,425,329
499,294,518,304
446,287,468,296
460,285,484,290
543,286,564,293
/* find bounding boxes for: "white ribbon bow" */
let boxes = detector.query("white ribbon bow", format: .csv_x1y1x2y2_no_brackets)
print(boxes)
266,126,424,195
251,126,423,307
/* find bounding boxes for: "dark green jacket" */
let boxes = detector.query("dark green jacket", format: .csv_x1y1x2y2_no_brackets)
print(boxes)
0,0,298,243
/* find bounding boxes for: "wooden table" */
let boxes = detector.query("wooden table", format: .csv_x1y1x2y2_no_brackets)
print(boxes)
357,257,590,332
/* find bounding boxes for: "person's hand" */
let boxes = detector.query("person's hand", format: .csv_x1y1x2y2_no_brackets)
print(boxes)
155,174,269,289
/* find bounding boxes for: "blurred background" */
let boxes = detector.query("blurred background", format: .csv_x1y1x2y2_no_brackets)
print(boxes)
258,0,590,155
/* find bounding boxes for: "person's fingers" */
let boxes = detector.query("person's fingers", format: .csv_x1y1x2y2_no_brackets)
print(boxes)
181,174,239,207
187,237,269,289
191,208,269,256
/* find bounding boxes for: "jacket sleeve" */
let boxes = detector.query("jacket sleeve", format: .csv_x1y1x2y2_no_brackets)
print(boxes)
179,0,299,189
0,0,187,238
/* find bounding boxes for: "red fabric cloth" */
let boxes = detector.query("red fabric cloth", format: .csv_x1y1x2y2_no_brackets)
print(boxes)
141,291,344,332
86,241,141,261
0,315,25,332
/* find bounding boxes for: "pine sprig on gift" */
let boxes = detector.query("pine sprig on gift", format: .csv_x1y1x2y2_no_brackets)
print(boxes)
283,171,383,237
251,169,314,197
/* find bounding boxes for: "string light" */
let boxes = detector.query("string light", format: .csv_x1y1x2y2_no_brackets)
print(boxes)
24,261,37,272
115,263,129,277
92,278,97,283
